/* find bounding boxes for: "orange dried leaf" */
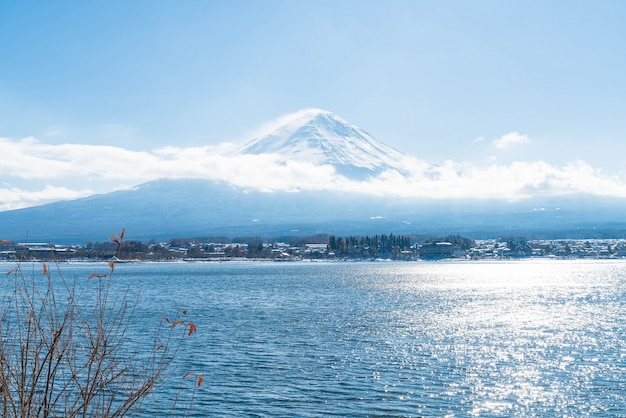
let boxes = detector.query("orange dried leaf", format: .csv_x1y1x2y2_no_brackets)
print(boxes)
109,233,120,240
42,263,47,276
187,322,197,336
112,239,121,245
171,320,185,328
108,261,115,270
88,273,107,280
155,344,164,351
162,317,170,323
6,269,16,275
197,374,203,386
182,372,194,379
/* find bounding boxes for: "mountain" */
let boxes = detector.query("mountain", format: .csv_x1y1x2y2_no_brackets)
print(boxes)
234,108,413,179
2,109,626,242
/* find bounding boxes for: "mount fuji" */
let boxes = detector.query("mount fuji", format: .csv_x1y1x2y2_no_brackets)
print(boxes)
234,108,413,179
1,109,626,242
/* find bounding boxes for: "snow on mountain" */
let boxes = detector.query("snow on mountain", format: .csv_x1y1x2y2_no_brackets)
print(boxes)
234,109,412,179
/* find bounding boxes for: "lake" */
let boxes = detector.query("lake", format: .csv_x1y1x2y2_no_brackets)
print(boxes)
2,260,626,416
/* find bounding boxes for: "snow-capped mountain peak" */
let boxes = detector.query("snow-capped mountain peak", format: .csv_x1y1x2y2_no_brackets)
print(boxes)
234,109,411,179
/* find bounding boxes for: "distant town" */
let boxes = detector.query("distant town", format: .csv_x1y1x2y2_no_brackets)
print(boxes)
2,233,626,262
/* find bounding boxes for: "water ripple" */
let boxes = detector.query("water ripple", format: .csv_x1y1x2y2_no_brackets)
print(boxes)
16,260,626,416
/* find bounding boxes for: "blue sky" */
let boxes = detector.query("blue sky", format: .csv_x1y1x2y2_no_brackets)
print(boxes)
1,1,626,209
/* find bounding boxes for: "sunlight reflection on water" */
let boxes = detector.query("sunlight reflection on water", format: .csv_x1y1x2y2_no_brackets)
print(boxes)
406,261,625,416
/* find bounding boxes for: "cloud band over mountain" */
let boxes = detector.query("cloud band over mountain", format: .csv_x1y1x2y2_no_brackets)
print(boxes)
2,109,626,212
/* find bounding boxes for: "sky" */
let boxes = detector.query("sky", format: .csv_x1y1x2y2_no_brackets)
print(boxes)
1,0,626,210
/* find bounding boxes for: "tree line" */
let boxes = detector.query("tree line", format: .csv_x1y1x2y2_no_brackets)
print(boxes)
328,234,412,258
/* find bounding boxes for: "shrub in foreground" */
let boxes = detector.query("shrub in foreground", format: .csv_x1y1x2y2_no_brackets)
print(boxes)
0,231,201,417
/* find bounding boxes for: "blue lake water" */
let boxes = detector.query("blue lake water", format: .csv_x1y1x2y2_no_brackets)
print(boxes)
3,260,626,416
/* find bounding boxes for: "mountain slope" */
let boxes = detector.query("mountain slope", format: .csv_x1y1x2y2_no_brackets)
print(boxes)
234,109,412,179
2,178,626,243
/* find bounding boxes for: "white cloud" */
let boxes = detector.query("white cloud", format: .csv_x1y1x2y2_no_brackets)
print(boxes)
493,132,530,150
0,185,94,211
1,136,626,211
44,126,65,138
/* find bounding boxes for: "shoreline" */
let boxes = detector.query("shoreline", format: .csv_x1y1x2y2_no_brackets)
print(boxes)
2,255,626,266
